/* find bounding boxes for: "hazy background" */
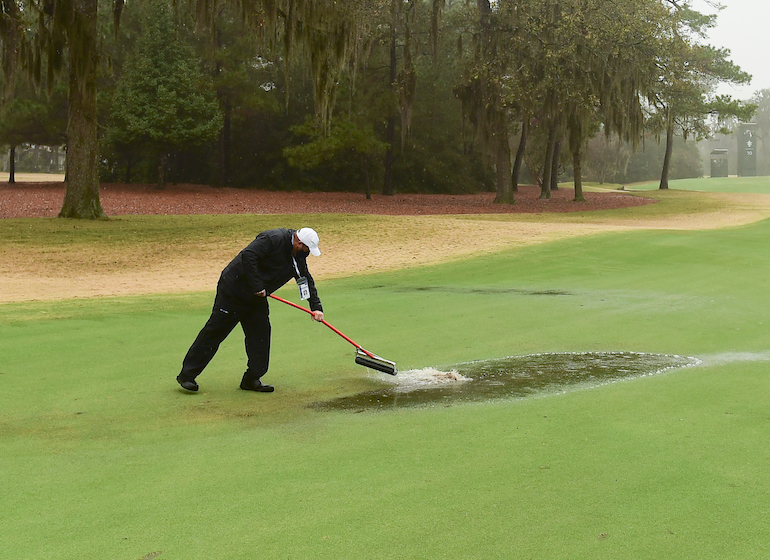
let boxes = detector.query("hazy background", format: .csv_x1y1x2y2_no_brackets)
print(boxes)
691,0,770,98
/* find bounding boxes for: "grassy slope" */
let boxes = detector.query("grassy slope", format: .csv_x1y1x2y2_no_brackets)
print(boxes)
2,178,770,559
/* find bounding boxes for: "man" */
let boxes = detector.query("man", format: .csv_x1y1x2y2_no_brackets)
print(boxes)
176,227,324,393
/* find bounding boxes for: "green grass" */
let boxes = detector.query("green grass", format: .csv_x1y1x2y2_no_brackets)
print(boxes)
3,191,770,559
631,175,770,193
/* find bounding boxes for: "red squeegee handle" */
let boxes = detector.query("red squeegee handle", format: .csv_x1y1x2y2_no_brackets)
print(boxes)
268,294,376,359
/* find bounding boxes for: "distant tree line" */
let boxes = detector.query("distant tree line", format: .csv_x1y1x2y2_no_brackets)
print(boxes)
0,0,758,218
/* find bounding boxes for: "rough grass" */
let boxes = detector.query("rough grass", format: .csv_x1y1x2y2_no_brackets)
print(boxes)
6,183,770,303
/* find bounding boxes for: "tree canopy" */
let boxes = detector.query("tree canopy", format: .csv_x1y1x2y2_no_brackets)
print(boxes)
0,0,757,217
106,1,222,188
649,1,754,189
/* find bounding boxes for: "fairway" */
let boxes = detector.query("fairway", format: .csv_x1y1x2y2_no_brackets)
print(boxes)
632,175,770,194
2,177,770,560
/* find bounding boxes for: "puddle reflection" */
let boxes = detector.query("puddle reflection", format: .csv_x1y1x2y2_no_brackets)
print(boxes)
314,352,700,412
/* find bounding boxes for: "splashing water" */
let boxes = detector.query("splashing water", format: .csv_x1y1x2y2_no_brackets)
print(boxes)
387,367,472,391
696,351,770,367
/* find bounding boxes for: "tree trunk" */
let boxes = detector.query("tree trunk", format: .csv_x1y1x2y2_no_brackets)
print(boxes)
478,0,514,204
659,118,674,190
59,0,104,219
573,143,585,202
551,141,561,191
493,122,514,204
511,118,528,192
217,99,231,187
382,117,396,196
361,154,371,200
382,23,397,196
478,0,492,39
157,153,168,189
124,153,132,184
8,146,15,184
540,124,557,199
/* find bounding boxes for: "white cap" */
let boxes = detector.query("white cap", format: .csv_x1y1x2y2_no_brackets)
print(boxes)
297,227,321,256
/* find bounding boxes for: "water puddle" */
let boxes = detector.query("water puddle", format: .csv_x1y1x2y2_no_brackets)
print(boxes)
313,352,700,412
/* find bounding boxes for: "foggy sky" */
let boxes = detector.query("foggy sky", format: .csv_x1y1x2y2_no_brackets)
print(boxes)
690,0,770,99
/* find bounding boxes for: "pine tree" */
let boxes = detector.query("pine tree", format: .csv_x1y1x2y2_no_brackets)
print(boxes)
107,1,222,188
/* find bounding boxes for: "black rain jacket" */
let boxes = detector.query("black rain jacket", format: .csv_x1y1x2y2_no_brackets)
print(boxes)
218,228,322,311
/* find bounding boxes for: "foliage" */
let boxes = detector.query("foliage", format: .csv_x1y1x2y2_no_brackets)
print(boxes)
0,87,66,148
748,89,770,176
275,0,486,196
583,133,632,185
582,131,705,185
619,135,703,183
648,3,753,189
454,0,515,203
285,118,387,170
283,117,386,198
104,1,222,187
2,0,759,209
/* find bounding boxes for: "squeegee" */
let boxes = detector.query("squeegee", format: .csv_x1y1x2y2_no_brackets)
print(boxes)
269,294,398,375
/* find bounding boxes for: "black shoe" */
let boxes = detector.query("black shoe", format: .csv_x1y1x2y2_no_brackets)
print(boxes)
240,379,274,392
177,375,199,392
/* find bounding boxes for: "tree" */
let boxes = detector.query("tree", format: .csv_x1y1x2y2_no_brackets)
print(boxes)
521,0,565,200
650,3,752,190
204,4,282,187
60,0,104,217
471,0,662,202
620,133,702,183
454,0,515,203
584,132,631,184
283,117,388,199
106,1,222,188
379,0,427,196
556,0,663,202
17,0,379,217
0,87,67,181
0,0,21,106
16,0,118,218
381,0,401,196
749,89,770,176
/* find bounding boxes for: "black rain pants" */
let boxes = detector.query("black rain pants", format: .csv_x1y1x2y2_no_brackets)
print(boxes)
179,292,271,384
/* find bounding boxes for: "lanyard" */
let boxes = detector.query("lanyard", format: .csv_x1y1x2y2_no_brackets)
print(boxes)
293,256,310,300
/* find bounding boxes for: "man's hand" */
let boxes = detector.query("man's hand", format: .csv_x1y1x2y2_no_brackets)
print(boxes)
311,310,324,322
256,290,266,297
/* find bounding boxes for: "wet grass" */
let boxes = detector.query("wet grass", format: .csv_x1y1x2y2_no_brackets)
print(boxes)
459,187,731,224
316,352,700,411
3,188,770,558
631,175,770,193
